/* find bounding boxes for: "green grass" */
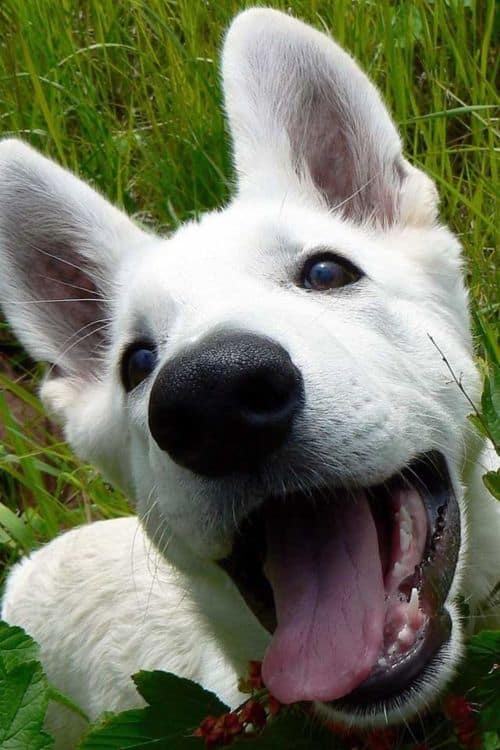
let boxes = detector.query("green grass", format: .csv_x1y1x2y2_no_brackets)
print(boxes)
0,0,498,580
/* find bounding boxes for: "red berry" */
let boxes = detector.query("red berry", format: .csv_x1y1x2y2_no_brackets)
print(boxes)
443,695,474,722
248,660,264,690
366,728,397,750
219,712,244,739
194,712,244,748
194,716,218,737
240,699,267,729
267,695,282,717
457,728,481,749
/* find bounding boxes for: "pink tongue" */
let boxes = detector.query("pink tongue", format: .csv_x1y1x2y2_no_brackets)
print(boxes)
262,492,385,704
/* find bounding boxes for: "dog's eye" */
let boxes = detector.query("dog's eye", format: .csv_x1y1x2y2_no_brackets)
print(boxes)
301,253,362,291
121,343,158,392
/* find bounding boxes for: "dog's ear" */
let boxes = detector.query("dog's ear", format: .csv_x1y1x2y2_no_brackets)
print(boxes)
0,139,146,377
222,9,437,226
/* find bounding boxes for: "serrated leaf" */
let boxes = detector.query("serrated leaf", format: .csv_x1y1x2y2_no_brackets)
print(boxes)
79,672,228,749
484,470,500,500
133,670,228,720
78,707,204,749
0,661,54,749
0,621,40,672
78,708,163,749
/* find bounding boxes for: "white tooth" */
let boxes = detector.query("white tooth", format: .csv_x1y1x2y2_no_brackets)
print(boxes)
398,625,414,646
393,561,405,578
378,657,388,668
388,643,398,656
400,506,412,527
408,587,420,614
400,527,410,552
399,508,413,538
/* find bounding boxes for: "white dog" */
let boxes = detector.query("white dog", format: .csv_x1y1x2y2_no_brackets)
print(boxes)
1,8,498,749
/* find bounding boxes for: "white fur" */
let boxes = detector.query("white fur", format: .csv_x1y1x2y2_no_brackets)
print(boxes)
0,8,499,748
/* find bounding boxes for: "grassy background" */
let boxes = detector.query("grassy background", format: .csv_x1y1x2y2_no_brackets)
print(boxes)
0,0,498,584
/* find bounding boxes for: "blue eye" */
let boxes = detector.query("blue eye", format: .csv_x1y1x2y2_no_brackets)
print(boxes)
302,253,362,291
121,343,158,392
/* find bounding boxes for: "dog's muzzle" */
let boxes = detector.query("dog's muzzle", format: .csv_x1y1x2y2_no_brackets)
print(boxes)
148,333,461,716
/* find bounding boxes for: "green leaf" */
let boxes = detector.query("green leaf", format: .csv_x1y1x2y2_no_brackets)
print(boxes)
0,661,54,749
0,503,36,553
455,631,500,733
79,672,228,749
0,621,87,742
133,671,228,722
78,708,165,749
482,366,500,448
0,621,40,672
78,707,205,749
468,630,500,661
483,731,500,750
472,310,500,369
484,469,500,500
469,413,488,439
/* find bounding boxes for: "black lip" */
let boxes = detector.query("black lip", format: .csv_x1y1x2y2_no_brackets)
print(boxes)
218,451,460,707
342,611,452,705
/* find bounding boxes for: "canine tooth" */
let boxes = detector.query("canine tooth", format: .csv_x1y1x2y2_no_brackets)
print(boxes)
378,657,388,668
408,587,420,615
387,643,398,656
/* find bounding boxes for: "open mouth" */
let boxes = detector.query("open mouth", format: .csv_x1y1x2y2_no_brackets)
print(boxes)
219,451,460,708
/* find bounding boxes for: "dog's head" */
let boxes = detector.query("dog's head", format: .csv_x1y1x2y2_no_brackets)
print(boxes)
0,8,482,727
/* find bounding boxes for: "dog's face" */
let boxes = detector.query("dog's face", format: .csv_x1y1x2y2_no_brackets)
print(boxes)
0,8,483,727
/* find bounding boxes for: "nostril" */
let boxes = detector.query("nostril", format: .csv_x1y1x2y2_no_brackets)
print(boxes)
236,372,296,415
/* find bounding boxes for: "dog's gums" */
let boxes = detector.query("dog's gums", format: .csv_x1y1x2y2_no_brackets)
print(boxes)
219,452,459,707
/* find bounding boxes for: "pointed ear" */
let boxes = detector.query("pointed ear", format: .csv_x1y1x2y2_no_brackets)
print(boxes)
0,139,147,375
222,9,438,226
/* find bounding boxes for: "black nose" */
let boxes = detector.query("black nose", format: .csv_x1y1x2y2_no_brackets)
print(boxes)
148,330,304,477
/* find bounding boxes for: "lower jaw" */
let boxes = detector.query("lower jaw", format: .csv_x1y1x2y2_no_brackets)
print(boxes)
220,451,461,710
318,605,462,729
341,609,452,706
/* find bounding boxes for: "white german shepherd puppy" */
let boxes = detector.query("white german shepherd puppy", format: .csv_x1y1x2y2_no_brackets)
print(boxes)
1,8,498,748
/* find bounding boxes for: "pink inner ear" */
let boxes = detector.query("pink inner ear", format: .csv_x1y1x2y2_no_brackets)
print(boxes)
289,91,403,225
307,121,356,210
20,237,106,364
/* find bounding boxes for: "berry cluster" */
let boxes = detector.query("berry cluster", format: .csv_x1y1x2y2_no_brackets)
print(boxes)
194,661,486,750
193,662,281,748
443,695,481,749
